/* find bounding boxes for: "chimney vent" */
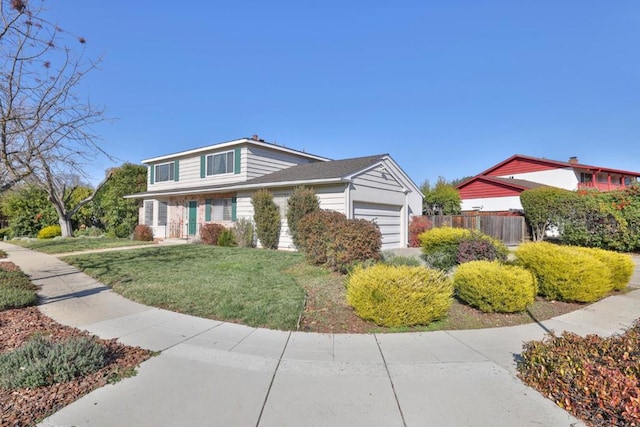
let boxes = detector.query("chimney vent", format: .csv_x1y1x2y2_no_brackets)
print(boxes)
251,134,259,141
568,156,579,164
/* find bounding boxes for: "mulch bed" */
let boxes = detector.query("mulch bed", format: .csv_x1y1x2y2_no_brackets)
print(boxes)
0,269,151,426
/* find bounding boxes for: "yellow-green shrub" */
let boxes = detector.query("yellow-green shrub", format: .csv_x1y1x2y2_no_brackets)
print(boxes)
515,242,611,303
346,264,453,327
453,260,537,313
574,247,635,291
419,226,472,254
37,225,61,239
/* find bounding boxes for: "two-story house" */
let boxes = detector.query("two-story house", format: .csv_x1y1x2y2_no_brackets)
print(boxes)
125,136,423,250
457,154,640,213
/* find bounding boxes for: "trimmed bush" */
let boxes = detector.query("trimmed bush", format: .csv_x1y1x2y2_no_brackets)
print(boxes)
217,228,236,247
287,186,319,248
233,217,255,248
515,242,612,302
326,218,382,273
251,189,281,250
0,335,106,390
346,264,453,327
132,224,153,241
574,247,635,291
37,225,62,239
453,261,537,313
518,322,640,427
419,226,471,256
456,234,508,264
201,223,225,245
296,210,346,265
408,216,432,247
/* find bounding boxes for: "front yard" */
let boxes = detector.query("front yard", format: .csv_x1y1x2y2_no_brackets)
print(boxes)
60,244,587,332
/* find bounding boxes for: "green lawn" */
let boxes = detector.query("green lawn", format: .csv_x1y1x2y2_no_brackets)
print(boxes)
62,245,317,330
9,238,154,254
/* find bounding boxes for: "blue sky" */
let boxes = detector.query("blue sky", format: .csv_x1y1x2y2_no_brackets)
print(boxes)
45,1,640,186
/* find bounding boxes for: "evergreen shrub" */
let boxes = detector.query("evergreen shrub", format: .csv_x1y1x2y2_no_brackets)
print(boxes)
37,225,62,240
217,228,237,247
296,210,346,265
574,247,635,291
200,223,225,245
286,186,319,248
346,264,453,327
453,260,536,313
515,242,612,302
251,189,281,249
326,218,381,273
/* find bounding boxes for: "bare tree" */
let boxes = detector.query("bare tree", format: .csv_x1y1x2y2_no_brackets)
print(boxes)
0,0,112,237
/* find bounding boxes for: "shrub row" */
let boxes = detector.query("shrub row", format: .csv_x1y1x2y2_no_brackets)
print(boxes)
296,210,382,273
518,322,640,427
515,242,632,303
346,264,453,327
419,227,508,271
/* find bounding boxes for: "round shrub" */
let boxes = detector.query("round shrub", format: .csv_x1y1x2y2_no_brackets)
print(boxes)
419,226,472,256
456,235,508,264
453,261,537,313
37,225,62,240
574,247,635,291
217,228,237,247
327,218,381,273
296,210,347,265
515,242,612,303
346,264,453,327
200,223,225,245
133,224,154,241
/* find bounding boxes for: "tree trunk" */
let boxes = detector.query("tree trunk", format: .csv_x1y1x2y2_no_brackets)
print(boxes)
59,217,73,238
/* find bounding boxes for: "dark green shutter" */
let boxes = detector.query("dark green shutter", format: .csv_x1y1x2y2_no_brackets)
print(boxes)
200,155,206,178
231,196,237,221
234,148,241,174
205,199,211,222
149,165,155,184
174,160,179,181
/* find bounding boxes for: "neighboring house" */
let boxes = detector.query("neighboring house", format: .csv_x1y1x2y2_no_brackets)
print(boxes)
125,136,423,250
457,154,640,213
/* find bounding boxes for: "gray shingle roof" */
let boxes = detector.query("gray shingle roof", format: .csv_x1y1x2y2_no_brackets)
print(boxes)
244,154,387,185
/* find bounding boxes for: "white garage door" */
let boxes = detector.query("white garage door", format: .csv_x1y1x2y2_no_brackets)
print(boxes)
353,202,403,250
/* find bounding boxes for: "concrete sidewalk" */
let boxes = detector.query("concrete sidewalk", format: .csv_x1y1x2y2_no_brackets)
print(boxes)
3,243,639,427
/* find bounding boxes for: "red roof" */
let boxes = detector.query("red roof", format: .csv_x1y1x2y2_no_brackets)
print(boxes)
477,154,640,178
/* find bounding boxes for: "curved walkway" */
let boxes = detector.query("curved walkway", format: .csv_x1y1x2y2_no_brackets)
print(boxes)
3,243,640,427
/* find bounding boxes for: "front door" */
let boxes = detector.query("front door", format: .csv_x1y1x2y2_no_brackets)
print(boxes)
188,201,197,236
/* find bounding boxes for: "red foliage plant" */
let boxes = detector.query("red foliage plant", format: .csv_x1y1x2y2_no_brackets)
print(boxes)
200,223,226,245
408,216,432,247
133,225,153,241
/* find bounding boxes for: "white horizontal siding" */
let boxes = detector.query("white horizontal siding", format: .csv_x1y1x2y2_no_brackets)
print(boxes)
246,146,318,179
147,147,249,192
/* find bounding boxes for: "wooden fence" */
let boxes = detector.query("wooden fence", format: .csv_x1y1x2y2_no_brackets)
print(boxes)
426,215,527,245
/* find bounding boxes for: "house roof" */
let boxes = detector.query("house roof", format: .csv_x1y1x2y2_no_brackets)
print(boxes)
141,137,330,164
456,176,548,192
125,154,390,198
479,154,640,178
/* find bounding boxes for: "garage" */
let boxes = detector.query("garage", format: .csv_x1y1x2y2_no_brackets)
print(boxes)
353,202,403,250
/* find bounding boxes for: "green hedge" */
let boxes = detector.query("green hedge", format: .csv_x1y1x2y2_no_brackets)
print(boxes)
346,264,453,327
453,260,537,313
515,242,612,303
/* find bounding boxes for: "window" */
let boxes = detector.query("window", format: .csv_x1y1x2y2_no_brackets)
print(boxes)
144,201,154,225
580,172,593,183
157,201,168,226
155,162,175,182
207,151,234,175
213,198,232,221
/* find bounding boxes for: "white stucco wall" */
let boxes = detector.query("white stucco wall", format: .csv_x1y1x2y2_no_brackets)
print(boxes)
497,168,578,190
